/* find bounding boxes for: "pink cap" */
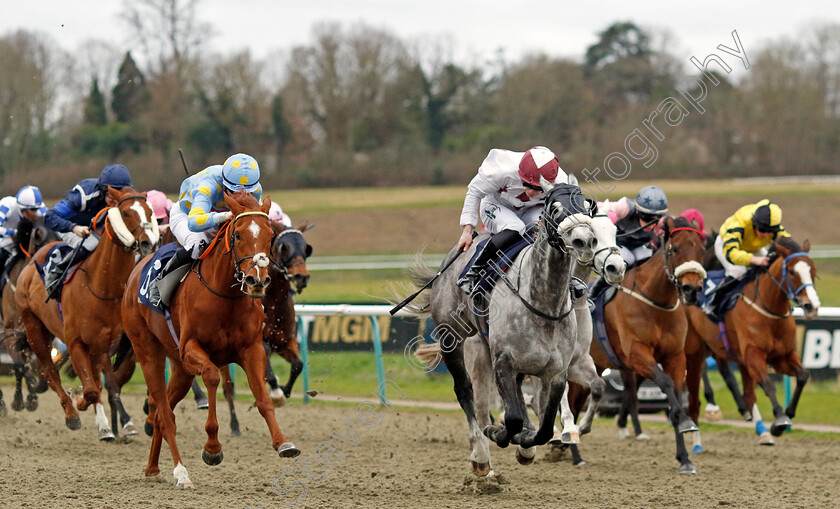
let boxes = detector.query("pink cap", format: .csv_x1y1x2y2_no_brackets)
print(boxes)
146,190,173,221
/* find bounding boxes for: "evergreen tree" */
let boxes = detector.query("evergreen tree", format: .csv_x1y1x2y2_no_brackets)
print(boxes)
83,77,107,126
271,92,293,154
111,51,150,122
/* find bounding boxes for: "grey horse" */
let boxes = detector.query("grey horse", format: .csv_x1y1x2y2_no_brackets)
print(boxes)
410,179,599,476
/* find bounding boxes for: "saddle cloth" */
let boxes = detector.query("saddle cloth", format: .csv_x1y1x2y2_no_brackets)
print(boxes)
701,269,750,321
591,285,624,369
137,242,179,315
458,229,537,295
35,244,82,302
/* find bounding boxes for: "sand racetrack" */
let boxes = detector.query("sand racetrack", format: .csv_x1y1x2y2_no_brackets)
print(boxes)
0,390,838,509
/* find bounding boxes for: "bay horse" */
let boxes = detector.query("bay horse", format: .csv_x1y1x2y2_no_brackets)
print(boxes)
14,187,158,438
586,216,707,474
412,179,599,476
686,237,818,446
122,191,300,489
1,217,57,414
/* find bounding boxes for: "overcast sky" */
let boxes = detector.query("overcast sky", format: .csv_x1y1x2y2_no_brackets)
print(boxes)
1,0,837,77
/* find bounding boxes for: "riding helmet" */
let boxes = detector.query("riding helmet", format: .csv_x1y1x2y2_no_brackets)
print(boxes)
99,164,132,189
518,146,560,187
634,185,668,215
221,153,261,194
15,185,43,209
752,199,782,232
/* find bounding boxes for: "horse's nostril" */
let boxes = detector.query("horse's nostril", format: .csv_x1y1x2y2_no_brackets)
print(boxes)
245,276,257,286
590,238,598,248
606,264,618,274
803,303,813,313
263,276,271,287
572,239,585,250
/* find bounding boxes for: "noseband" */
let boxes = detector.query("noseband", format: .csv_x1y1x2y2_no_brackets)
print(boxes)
94,195,156,251
588,214,621,275
226,211,272,291
774,252,814,301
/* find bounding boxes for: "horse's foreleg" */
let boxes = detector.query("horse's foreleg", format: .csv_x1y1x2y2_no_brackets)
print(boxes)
238,341,299,458
25,318,78,429
12,364,25,411
657,354,697,435
443,345,489,476
181,341,225,465
158,356,194,487
701,364,716,406
191,378,208,409
742,345,789,436
778,358,809,421
263,341,284,404
463,336,497,467
221,367,241,437
617,370,646,440
684,351,704,425
277,341,303,399
715,357,748,419
484,350,524,449
517,374,565,449
567,358,605,437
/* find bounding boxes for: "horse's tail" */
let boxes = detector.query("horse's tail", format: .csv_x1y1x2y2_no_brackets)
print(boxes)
112,333,134,371
414,341,442,368
401,255,439,317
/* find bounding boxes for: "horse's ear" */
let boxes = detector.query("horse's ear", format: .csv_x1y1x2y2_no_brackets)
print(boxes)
261,195,272,214
689,217,700,229
773,239,791,258
224,191,244,216
567,173,578,186
540,175,555,193
662,216,676,240
305,244,313,258
802,239,810,252
106,185,122,202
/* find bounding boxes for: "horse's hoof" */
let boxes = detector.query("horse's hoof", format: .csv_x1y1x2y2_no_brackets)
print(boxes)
269,388,286,407
277,442,301,458
176,479,194,489
678,419,699,434
230,428,242,438
515,447,536,466
34,380,48,394
692,444,705,454
122,421,139,436
0,402,6,417
635,433,651,441
573,460,589,467
679,463,698,475
617,427,630,440
25,396,38,412
561,431,580,445
66,417,82,430
483,424,505,443
99,428,115,441
470,460,491,477
548,428,563,445
704,404,722,422
742,411,753,422
770,416,792,437
195,397,209,410
12,396,24,412
144,421,154,437
142,398,149,415
201,448,224,466
759,431,775,446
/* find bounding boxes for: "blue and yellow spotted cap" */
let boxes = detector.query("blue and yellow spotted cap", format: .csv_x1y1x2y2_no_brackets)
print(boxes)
221,153,260,193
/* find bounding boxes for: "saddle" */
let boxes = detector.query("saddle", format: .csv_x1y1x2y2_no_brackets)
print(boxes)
590,285,624,369
36,244,82,302
138,243,186,314
458,227,537,297
700,269,752,321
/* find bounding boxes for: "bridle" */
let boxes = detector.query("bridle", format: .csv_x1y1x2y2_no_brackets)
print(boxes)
746,251,815,318
93,194,157,252
270,228,308,281
588,213,621,276
662,227,707,287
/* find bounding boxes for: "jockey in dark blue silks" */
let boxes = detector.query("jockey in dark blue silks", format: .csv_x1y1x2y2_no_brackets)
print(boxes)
43,164,133,299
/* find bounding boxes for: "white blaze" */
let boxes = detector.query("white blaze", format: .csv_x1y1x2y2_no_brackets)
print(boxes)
248,219,261,239
793,260,820,309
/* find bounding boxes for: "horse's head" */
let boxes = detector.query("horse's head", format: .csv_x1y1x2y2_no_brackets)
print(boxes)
772,238,820,319
29,216,59,254
270,221,313,294
224,191,274,298
661,216,707,306
105,186,160,257
541,179,598,263
590,214,625,285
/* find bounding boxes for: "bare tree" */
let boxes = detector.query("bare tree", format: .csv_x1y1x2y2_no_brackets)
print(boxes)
121,0,211,77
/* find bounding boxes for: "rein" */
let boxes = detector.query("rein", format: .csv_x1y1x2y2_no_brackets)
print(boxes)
744,252,813,319
77,267,124,301
194,210,272,298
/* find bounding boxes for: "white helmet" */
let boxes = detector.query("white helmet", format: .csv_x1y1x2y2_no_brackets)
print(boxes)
16,185,43,209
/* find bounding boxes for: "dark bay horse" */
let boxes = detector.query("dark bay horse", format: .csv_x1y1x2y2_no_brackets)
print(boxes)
0,217,57,414
587,217,707,474
14,187,158,438
122,192,300,489
699,238,818,444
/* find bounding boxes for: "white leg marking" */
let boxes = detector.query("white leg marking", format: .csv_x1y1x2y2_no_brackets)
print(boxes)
173,462,194,488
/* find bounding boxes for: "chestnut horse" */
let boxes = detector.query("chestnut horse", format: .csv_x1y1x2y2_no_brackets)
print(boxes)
184,222,312,437
15,187,158,437
587,217,707,474
686,237,818,446
121,192,300,489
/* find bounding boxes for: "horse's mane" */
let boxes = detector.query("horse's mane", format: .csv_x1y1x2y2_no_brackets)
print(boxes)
228,190,260,209
774,236,801,253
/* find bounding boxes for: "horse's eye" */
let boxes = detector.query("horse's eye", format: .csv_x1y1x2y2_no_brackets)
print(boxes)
234,232,241,240
123,211,130,218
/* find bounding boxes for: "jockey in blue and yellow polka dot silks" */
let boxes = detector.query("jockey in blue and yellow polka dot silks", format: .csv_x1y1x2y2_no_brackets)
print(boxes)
177,153,262,232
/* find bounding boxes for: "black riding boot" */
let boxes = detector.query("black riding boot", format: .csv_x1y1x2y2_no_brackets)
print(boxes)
457,229,521,295
702,276,738,321
149,247,193,308
45,246,91,301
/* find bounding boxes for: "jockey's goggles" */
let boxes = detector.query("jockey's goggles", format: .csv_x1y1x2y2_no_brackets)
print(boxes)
521,180,542,192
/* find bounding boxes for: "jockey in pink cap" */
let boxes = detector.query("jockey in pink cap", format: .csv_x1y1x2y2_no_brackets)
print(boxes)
268,201,292,228
145,190,173,228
